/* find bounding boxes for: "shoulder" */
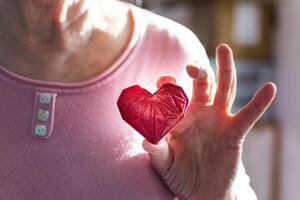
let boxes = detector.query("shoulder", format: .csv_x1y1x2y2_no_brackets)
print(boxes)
132,6,210,67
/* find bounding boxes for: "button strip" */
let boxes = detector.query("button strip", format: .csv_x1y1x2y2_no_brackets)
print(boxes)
31,92,57,139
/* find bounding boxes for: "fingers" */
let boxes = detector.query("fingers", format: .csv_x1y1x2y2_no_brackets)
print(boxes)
186,64,212,104
232,83,277,138
156,75,177,89
214,44,237,110
142,138,173,174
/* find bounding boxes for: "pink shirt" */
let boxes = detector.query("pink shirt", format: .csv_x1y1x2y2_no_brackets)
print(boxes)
0,4,255,200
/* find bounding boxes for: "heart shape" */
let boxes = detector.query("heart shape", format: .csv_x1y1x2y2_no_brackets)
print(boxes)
117,83,189,144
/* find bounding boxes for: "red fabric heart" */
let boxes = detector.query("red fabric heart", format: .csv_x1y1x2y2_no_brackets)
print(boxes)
117,83,189,144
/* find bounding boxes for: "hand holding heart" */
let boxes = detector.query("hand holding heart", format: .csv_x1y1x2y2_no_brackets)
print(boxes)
142,44,277,200
117,83,189,144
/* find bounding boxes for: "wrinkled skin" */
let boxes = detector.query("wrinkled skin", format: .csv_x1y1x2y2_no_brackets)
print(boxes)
143,44,276,200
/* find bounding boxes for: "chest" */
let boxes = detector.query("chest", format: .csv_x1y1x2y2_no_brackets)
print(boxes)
0,84,174,200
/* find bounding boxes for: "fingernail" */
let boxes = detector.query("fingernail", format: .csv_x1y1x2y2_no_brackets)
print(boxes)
191,61,201,66
217,44,232,59
142,140,160,155
197,67,207,79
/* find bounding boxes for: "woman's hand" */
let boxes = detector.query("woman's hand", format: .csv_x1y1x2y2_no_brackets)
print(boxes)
142,44,277,200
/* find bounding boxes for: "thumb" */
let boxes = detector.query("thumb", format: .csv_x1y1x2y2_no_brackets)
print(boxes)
142,138,173,175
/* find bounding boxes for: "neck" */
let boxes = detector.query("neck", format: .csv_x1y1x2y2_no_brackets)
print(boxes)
0,0,133,82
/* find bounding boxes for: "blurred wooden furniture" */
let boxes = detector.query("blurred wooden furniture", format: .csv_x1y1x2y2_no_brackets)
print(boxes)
142,0,276,59
213,0,275,59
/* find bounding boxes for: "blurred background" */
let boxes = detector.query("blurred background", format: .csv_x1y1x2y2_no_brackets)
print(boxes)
125,0,298,199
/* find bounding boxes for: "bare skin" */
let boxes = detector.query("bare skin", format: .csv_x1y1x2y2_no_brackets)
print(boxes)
0,1,277,199
0,0,133,82
143,44,276,199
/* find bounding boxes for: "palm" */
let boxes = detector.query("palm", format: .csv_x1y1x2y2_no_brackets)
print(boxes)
142,44,276,200
163,103,241,199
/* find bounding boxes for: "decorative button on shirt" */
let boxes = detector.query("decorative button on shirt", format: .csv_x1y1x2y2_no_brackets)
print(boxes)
39,93,52,104
32,92,57,139
34,124,47,137
37,109,50,122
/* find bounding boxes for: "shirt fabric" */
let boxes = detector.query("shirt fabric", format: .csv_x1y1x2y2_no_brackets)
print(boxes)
0,3,255,200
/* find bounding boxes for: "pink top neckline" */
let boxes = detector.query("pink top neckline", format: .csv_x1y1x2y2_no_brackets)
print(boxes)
0,4,142,93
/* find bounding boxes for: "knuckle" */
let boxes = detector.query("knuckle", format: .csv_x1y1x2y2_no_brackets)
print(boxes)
252,98,263,111
194,80,209,88
221,65,232,73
